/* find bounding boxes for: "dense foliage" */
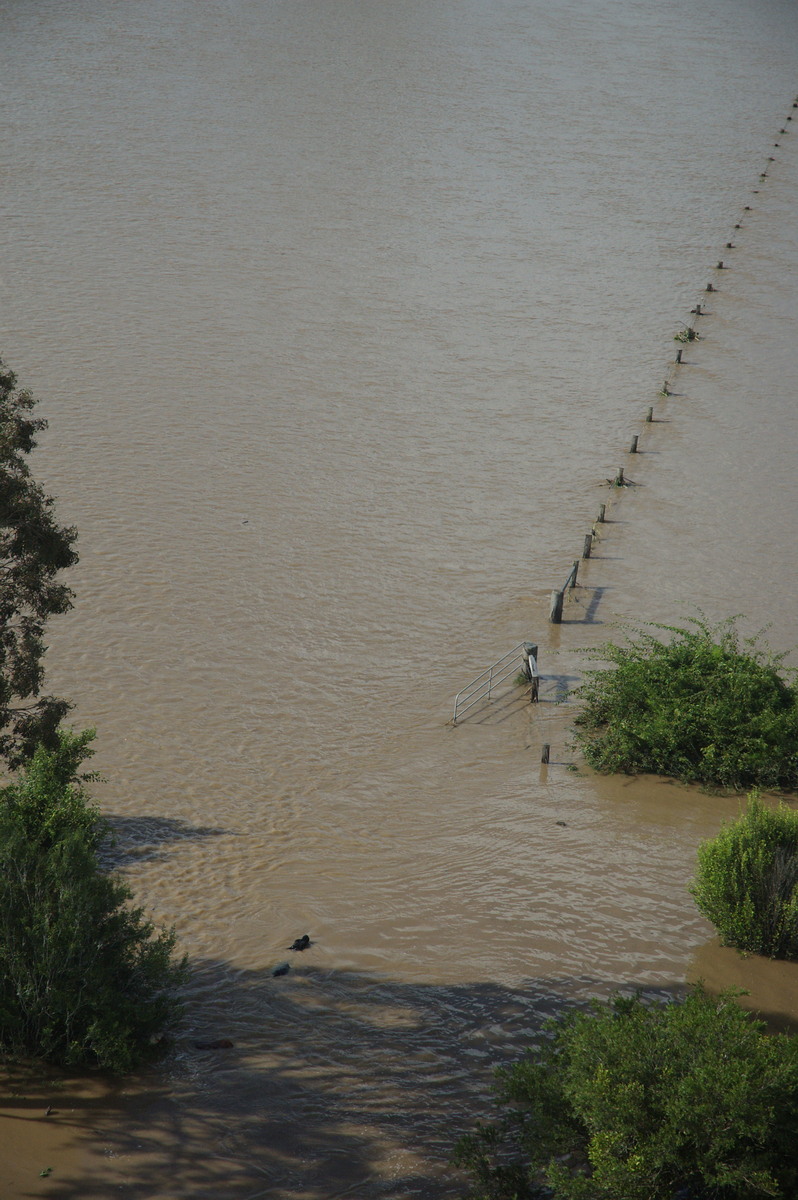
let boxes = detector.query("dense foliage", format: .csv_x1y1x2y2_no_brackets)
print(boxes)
692,795,798,959
0,732,187,1072
571,617,798,791
0,358,78,767
454,987,798,1200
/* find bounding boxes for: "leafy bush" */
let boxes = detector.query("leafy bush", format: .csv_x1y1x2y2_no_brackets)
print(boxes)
571,617,798,791
454,986,798,1200
692,795,798,959
0,732,188,1072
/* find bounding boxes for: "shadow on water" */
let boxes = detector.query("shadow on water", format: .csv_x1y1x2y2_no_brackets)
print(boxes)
567,585,607,625
39,964,700,1200
100,816,231,867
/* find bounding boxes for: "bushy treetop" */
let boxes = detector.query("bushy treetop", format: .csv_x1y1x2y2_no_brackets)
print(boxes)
692,794,798,960
571,617,798,791
0,731,187,1073
455,986,798,1200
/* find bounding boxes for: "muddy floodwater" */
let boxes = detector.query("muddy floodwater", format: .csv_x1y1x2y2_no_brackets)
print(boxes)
2,0,798,1195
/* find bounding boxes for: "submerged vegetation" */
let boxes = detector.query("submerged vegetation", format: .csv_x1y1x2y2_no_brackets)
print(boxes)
571,617,798,791
692,795,798,960
0,358,186,1071
454,986,798,1200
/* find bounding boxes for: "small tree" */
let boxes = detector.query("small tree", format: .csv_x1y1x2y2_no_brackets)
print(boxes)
572,617,798,791
692,795,798,959
454,987,798,1200
0,357,79,767
0,732,187,1072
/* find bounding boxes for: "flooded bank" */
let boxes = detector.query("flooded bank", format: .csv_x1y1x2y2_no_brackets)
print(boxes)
2,0,798,1193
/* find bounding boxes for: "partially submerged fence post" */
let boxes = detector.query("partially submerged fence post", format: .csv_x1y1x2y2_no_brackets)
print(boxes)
521,642,539,702
540,743,550,764
582,532,592,559
550,560,579,624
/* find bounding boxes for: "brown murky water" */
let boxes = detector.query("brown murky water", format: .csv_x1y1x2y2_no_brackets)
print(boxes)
2,0,798,1194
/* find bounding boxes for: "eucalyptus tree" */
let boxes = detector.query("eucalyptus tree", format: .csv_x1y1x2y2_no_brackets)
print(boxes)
0,358,77,767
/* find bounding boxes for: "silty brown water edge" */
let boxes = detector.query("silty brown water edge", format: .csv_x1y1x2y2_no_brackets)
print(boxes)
1,0,798,1194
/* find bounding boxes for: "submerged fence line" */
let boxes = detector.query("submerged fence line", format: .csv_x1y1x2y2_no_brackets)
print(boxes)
546,94,796,626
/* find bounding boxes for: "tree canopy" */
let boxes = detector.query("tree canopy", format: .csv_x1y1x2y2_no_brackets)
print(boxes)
0,731,187,1072
0,357,78,767
454,986,798,1200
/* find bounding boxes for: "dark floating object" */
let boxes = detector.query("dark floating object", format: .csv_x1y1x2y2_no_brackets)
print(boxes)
272,961,291,977
194,1038,234,1050
734,223,741,229
706,283,714,292
717,260,724,268
726,242,735,249
556,820,568,827
744,206,751,211
289,934,311,951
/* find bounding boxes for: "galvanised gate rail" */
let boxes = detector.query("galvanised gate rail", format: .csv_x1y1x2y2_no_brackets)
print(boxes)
452,641,538,725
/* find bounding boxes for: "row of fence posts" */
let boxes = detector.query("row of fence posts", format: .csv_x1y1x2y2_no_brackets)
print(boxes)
454,100,795,758
547,98,794,625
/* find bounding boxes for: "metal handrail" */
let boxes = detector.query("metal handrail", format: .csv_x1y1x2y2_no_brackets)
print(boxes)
453,642,538,725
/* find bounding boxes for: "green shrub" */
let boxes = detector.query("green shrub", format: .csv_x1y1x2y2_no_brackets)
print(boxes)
571,617,798,791
454,987,798,1200
0,732,188,1072
692,795,798,959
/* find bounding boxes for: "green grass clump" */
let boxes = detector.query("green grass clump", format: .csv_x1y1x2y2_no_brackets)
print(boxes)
454,986,798,1200
692,795,798,958
571,617,798,791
